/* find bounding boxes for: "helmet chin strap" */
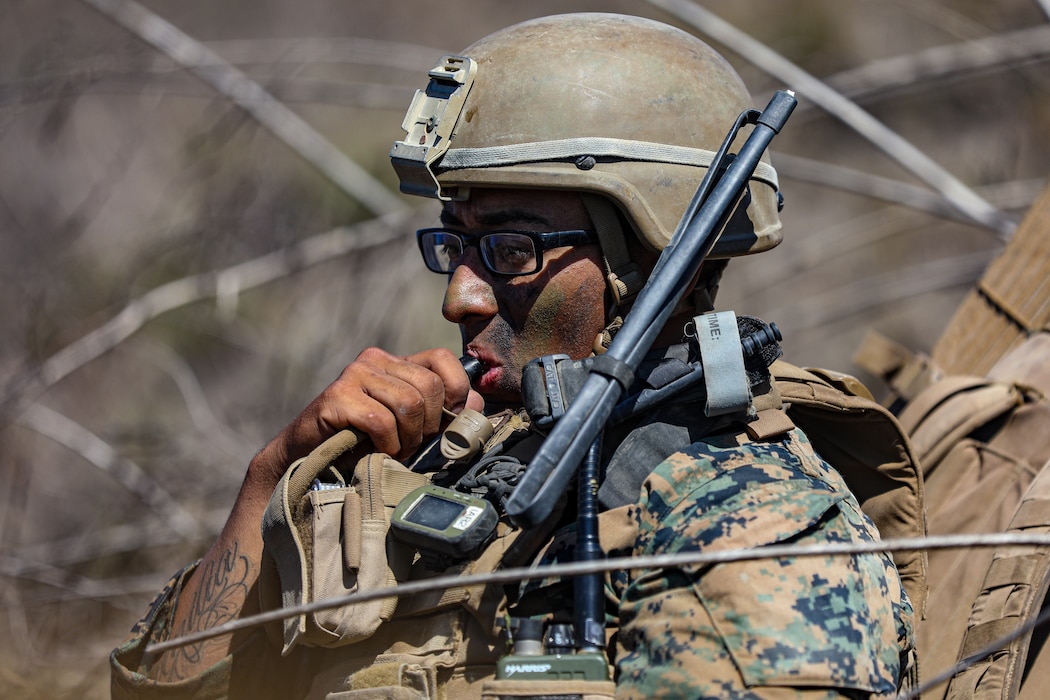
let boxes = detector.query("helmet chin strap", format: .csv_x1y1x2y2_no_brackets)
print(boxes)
590,259,728,356
581,194,644,312
580,194,633,355
581,193,728,355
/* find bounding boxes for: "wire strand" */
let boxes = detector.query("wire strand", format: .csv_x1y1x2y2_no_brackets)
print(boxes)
146,531,1050,656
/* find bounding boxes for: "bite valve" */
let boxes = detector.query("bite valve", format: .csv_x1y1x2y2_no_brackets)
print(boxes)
440,407,494,460
460,356,484,384
439,355,492,460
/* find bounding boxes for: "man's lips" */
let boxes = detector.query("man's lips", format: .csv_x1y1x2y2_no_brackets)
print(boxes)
465,345,498,369
466,347,503,392
474,367,502,394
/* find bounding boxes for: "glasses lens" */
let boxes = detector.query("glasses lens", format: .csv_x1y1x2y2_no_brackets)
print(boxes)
480,233,538,274
420,231,463,273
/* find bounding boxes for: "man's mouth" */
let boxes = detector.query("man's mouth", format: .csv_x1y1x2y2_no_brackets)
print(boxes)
466,347,504,393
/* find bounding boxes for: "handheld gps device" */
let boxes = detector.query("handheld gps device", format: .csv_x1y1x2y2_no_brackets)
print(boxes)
390,484,498,559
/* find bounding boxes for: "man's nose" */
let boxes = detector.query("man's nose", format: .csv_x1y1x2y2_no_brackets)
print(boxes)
442,250,498,324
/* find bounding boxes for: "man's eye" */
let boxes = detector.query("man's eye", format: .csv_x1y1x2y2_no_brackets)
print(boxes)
490,241,536,271
442,244,461,261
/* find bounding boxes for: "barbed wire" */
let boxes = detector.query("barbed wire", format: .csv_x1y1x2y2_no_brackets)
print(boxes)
146,531,1050,657
0,214,412,430
642,0,1017,238
79,0,407,217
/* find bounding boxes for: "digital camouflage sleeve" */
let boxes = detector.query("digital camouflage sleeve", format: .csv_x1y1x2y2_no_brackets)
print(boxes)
613,427,914,699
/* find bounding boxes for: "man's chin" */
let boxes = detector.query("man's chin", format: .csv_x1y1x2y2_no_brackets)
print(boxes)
475,373,523,409
477,387,522,409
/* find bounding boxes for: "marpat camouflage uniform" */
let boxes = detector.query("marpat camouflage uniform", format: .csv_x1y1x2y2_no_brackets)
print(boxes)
614,428,912,698
112,423,914,699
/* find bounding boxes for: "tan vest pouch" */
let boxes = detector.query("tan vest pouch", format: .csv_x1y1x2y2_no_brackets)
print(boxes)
260,429,429,654
944,459,1050,700
889,333,1050,699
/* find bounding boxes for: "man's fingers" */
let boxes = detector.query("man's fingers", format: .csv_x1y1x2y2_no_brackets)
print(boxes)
318,391,403,457
373,355,449,438
404,348,474,412
269,347,476,469
324,347,457,457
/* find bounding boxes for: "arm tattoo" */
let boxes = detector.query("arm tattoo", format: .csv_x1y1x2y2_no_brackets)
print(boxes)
154,542,254,681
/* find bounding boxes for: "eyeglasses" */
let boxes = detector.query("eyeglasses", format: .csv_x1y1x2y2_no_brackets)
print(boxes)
416,228,599,276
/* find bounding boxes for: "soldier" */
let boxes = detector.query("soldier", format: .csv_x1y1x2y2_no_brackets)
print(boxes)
112,13,916,699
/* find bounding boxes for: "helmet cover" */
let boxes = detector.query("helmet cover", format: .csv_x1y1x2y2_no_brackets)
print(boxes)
391,13,783,264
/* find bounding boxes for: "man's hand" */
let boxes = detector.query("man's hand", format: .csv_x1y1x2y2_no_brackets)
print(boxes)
251,347,485,488
149,347,483,683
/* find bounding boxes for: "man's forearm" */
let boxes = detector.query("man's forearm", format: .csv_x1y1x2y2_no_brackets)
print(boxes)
149,467,274,682
141,347,477,682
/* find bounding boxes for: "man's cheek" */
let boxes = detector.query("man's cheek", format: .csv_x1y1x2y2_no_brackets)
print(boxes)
500,283,545,333
518,286,570,349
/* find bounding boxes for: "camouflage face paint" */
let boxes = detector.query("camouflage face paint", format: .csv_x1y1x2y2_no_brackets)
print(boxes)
440,189,608,405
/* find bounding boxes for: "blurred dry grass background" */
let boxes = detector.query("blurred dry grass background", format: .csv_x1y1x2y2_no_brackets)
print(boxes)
1,0,1048,696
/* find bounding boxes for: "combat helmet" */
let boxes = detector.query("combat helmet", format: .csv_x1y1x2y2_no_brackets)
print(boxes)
391,13,782,309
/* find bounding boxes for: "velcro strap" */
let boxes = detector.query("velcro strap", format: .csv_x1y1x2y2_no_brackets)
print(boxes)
1012,499,1050,530
581,194,644,307
382,465,432,507
695,311,751,416
745,408,796,440
590,353,634,391
285,428,363,517
481,678,616,699
948,660,990,699
960,617,1023,659
853,330,943,401
984,554,1044,589
393,582,473,618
